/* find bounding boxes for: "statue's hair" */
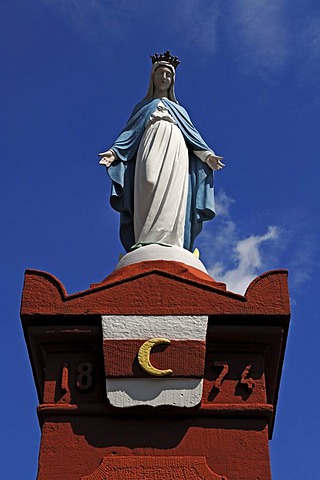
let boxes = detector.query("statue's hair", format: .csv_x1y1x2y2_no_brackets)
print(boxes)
144,61,178,103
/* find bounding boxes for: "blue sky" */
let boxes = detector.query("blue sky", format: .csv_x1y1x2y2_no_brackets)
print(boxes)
1,0,320,477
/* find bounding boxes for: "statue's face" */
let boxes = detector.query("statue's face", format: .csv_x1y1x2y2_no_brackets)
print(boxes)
153,67,173,94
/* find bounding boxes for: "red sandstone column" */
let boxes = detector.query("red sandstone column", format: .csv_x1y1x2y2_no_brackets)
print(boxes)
21,262,290,479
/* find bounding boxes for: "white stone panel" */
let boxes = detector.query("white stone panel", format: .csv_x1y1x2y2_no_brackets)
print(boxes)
106,378,203,408
115,244,208,273
102,315,208,341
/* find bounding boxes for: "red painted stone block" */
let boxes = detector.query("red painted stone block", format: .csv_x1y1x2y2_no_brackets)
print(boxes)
81,456,228,479
103,339,206,377
21,261,290,479
21,261,290,317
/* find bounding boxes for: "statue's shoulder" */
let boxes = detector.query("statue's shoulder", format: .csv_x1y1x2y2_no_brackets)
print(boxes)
163,99,191,121
131,98,158,117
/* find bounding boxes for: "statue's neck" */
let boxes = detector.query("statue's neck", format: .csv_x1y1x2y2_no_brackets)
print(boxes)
152,89,169,99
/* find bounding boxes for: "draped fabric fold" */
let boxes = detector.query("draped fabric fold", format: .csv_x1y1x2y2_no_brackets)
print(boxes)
107,97,215,252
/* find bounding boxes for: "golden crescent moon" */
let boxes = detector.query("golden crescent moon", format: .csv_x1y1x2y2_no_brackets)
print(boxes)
137,338,173,377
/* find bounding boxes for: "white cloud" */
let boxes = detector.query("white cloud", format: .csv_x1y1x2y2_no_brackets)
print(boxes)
308,19,320,58
40,0,221,55
296,16,320,87
215,189,235,216
175,1,220,54
39,0,149,37
200,190,280,294
286,229,314,288
39,0,320,86
225,0,289,77
209,226,279,295
200,191,316,295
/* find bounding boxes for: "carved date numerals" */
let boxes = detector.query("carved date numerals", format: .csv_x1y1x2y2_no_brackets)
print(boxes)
212,362,229,391
76,362,94,391
57,363,71,403
212,362,255,392
61,363,70,393
239,364,255,392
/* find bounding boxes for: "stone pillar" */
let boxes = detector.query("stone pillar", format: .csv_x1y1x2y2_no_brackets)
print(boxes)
21,260,290,480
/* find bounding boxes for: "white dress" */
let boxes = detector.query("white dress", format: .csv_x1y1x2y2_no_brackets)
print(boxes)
133,101,189,247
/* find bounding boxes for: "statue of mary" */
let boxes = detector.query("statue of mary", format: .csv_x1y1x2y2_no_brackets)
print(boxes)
99,51,224,253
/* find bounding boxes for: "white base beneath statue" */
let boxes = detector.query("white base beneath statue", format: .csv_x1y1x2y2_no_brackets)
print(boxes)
115,244,208,273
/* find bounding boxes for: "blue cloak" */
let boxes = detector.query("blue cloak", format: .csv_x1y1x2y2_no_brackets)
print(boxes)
107,97,215,252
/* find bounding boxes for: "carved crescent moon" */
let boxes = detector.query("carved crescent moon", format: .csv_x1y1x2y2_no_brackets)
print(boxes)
137,338,173,377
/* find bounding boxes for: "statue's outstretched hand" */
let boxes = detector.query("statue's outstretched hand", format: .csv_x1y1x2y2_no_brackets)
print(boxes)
206,154,225,171
98,150,116,167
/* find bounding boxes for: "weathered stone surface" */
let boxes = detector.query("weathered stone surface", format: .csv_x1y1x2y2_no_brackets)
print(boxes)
21,261,290,480
21,262,289,317
81,456,227,479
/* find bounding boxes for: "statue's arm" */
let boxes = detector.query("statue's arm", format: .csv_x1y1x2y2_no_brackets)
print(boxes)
168,102,225,171
98,149,117,168
97,102,150,169
194,150,225,171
